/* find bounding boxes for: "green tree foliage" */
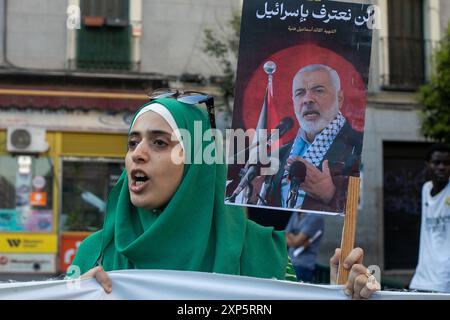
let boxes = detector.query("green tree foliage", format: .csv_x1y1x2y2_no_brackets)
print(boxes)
418,25,450,143
203,11,241,112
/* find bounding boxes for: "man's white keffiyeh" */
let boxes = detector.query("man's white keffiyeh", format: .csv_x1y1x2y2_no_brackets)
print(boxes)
286,112,346,173
300,112,346,167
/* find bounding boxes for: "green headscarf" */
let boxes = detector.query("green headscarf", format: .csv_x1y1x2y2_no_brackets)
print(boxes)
71,98,288,279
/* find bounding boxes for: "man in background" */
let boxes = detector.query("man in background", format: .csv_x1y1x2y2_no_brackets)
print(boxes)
410,143,450,293
285,212,324,282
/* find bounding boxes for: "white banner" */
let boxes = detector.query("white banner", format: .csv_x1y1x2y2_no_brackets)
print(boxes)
0,270,449,300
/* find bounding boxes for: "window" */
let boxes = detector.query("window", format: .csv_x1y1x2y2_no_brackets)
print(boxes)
81,0,129,26
60,158,124,232
383,0,425,90
76,0,131,70
0,156,54,233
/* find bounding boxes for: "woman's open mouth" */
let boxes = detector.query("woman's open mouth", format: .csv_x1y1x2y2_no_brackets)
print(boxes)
130,169,150,193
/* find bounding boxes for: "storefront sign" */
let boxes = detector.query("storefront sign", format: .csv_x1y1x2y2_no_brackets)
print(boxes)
60,232,91,273
0,209,52,232
32,176,46,190
29,192,47,206
15,169,32,207
0,233,57,253
0,253,56,273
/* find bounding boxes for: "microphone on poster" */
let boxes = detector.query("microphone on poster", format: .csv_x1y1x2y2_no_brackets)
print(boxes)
287,161,307,209
226,117,294,203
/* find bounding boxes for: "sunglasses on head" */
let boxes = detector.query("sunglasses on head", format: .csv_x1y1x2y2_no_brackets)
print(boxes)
148,88,216,129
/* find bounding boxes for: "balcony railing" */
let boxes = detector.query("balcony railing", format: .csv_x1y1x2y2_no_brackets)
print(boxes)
76,25,131,71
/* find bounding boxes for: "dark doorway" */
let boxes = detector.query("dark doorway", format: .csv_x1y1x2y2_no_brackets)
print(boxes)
383,141,432,270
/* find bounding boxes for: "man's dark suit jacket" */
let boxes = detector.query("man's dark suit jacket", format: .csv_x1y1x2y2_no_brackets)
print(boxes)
264,121,363,213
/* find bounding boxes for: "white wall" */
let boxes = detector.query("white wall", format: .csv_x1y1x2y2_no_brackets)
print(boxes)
0,0,4,65
5,0,67,69
140,0,241,77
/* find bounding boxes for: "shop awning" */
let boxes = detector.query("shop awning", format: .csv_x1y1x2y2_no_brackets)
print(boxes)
0,87,149,112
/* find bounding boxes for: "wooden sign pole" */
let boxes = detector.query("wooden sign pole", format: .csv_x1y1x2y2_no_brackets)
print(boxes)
337,176,360,285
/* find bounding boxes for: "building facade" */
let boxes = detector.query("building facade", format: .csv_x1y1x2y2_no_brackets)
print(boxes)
0,0,240,278
0,0,448,286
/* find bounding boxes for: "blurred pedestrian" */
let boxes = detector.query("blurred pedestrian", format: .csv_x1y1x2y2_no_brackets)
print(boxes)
410,143,450,293
285,212,324,282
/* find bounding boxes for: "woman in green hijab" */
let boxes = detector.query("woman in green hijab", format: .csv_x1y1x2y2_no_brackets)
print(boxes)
72,94,379,299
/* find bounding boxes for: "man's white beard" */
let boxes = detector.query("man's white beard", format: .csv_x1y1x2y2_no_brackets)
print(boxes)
299,116,332,138
297,102,340,139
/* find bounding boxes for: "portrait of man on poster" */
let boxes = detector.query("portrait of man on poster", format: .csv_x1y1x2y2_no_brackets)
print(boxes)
260,63,363,214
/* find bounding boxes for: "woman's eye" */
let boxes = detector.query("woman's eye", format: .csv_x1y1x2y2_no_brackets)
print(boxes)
153,139,168,147
128,140,139,149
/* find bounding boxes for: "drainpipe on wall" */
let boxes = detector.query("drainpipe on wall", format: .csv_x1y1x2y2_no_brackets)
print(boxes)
66,0,80,70
130,0,142,72
1,0,16,67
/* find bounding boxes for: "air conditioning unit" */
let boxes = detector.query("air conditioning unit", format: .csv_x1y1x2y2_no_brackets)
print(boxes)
7,127,49,154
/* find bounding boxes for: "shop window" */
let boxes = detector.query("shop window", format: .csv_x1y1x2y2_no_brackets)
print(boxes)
61,158,124,232
0,156,54,233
